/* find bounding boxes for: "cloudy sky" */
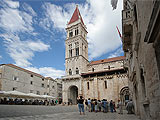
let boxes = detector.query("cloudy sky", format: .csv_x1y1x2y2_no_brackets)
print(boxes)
0,0,123,79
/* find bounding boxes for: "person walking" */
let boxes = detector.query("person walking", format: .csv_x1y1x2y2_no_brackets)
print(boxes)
77,96,85,115
87,98,91,112
118,100,123,114
126,99,134,114
110,100,114,113
97,100,102,112
95,99,98,112
85,99,88,111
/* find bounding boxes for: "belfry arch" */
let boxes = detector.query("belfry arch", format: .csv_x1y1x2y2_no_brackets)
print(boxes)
68,85,78,105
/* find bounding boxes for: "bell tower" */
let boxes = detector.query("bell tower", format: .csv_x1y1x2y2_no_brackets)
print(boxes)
65,5,88,76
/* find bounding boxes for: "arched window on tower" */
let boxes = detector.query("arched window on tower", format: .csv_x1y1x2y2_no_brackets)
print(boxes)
76,68,79,74
69,44,72,57
69,69,72,75
75,27,79,36
69,31,73,37
75,42,79,56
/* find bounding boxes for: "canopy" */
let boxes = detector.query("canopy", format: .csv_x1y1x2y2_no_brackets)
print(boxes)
0,91,55,99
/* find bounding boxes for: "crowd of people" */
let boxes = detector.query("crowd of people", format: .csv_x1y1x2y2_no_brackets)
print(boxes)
0,97,60,106
77,96,134,115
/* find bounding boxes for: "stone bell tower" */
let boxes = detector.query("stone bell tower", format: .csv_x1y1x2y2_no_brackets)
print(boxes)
65,5,88,76
62,5,89,104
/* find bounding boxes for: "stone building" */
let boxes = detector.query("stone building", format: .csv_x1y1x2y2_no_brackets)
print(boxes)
122,0,160,120
0,64,62,99
62,5,129,105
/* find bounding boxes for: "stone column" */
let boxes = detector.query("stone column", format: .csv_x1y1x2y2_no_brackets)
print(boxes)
79,77,82,95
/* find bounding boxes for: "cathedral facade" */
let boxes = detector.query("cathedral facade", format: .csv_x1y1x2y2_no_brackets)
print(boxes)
62,5,129,105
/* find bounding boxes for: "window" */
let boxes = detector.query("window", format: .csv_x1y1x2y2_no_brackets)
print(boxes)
76,48,79,56
31,74,33,77
140,68,146,98
69,44,72,57
47,85,49,88
13,76,19,81
76,68,79,74
92,68,94,72
37,91,40,95
30,90,33,93
0,73,2,78
13,87,17,91
41,83,44,88
104,81,107,89
69,31,73,37
42,78,44,81
87,82,89,90
75,28,79,35
52,86,54,89
75,42,79,56
69,69,72,75
30,81,33,85
108,66,110,70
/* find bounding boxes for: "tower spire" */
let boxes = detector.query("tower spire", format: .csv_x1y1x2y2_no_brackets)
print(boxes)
68,5,84,25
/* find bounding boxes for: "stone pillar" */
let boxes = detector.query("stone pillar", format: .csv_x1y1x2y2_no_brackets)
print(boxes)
62,80,68,104
94,76,98,99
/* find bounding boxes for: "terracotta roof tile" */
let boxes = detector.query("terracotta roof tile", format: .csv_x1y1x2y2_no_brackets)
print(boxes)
68,5,84,25
81,68,125,76
88,56,125,65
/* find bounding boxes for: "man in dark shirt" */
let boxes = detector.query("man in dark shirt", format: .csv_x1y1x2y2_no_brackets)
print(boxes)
77,96,85,115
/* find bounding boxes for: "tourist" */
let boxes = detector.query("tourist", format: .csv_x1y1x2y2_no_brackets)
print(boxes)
126,99,134,114
110,100,114,113
118,100,123,114
91,99,94,112
87,98,91,112
77,96,85,115
113,101,116,112
85,99,88,111
97,100,102,112
95,99,98,112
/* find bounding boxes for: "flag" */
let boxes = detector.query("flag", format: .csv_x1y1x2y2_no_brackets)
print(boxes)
116,26,122,39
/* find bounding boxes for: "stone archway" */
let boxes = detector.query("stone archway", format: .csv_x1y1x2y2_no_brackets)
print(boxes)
68,85,78,105
120,86,130,105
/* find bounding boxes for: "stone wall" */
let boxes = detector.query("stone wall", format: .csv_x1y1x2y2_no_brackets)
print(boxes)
122,0,160,119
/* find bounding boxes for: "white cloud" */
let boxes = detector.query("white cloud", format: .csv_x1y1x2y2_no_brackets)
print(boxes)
43,3,70,30
0,7,33,33
5,0,19,8
1,34,50,67
0,55,2,59
108,47,124,58
0,0,50,67
43,0,123,60
26,67,65,79
22,3,37,16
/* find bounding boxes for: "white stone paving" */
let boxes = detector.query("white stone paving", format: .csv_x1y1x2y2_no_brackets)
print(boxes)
0,108,140,120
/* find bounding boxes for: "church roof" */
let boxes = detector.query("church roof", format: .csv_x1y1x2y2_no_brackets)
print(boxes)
81,68,126,77
68,5,84,25
88,56,125,65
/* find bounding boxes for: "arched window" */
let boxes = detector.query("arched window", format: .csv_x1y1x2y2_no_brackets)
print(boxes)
69,69,72,75
87,82,89,90
75,42,79,56
104,81,107,89
69,44,72,57
75,27,79,36
76,68,79,74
